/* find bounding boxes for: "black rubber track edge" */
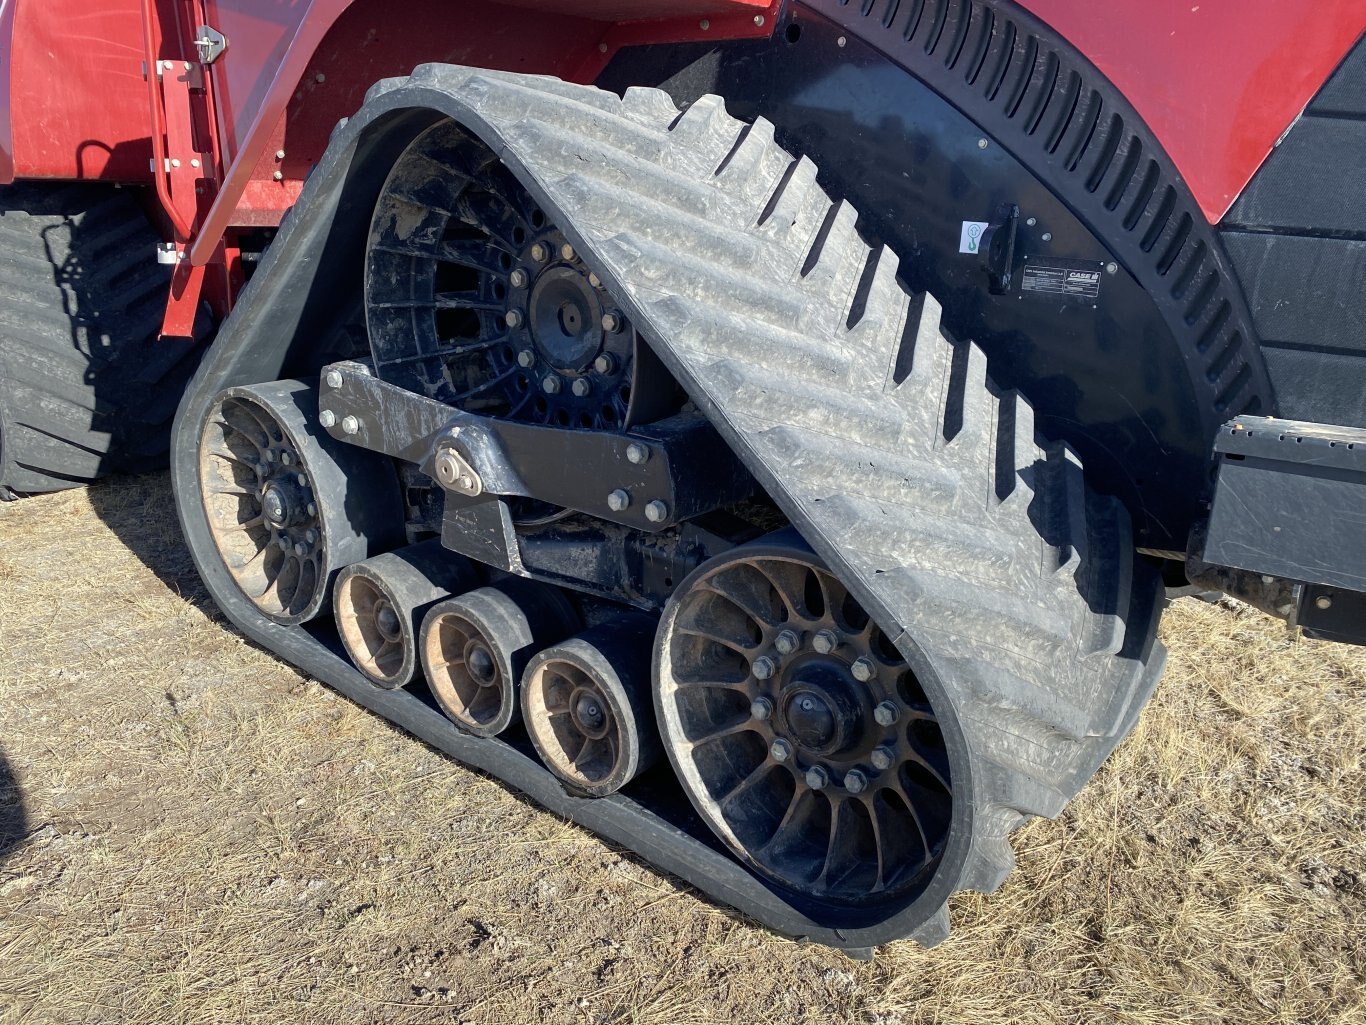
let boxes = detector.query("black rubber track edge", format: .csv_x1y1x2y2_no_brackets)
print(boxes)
172,68,1165,950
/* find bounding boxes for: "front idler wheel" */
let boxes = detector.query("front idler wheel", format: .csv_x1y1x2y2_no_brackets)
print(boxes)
522,615,660,797
655,539,954,906
197,380,400,626
420,580,580,737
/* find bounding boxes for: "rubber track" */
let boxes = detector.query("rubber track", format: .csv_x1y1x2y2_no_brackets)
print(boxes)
374,68,1166,943
0,184,203,498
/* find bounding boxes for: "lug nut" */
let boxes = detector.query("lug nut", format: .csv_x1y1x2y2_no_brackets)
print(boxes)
294,542,307,557
606,489,631,512
542,374,561,394
851,657,875,682
870,746,895,771
750,697,773,721
510,268,528,288
873,701,899,727
341,415,359,435
304,529,318,544
254,462,269,477
296,473,308,487
770,739,792,762
813,629,839,654
775,629,799,655
306,502,318,517
280,452,293,466
560,243,575,261
626,442,650,465
601,313,620,333
593,353,617,375
530,242,549,263
844,769,868,794
324,369,343,389
264,449,277,462
572,378,591,397
588,272,602,288
319,409,336,428
644,500,669,523
752,656,776,680
805,765,829,790
505,309,524,329
517,349,536,368
276,534,291,552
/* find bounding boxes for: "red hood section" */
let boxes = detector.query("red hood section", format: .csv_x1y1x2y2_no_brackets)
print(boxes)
1019,0,1366,223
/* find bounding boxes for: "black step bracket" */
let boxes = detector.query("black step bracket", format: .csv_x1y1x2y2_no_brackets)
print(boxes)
318,359,753,532
1206,416,1366,595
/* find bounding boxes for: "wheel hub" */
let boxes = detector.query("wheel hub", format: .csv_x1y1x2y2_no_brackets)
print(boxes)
465,640,498,687
261,478,305,528
373,599,402,643
570,686,611,740
528,265,604,372
778,664,863,757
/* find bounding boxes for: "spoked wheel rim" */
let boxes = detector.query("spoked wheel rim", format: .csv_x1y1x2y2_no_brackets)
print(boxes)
423,607,510,734
335,572,408,684
365,119,676,431
523,653,627,794
198,389,329,625
656,541,954,907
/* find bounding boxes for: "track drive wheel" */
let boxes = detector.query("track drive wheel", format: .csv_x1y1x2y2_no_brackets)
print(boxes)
197,380,400,625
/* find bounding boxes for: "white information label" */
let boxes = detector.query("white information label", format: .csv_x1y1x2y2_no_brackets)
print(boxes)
959,221,989,255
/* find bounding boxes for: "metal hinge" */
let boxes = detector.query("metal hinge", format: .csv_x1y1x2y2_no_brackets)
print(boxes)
194,25,228,65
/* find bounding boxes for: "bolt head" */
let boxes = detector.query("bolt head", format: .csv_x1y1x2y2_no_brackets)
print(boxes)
1106,262,1119,275
517,349,536,368
306,502,318,517
588,273,602,288
750,697,773,721
560,243,575,262
324,369,343,389
541,374,561,395
272,170,284,181
601,313,619,333
752,655,776,681
805,765,829,790
294,542,307,557
774,629,799,655
1316,595,1334,610
275,149,286,160
873,701,899,727
319,409,336,428
593,353,617,375
770,739,792,762
280,451,293,466
626,442,650,465
812,630,838,654
505,309,523,329
851,657,875,682
510,268,528,288
870,746,895,771
341,415,359,435
277,534,291,552
644,500,669,523
305,529,318,544
572,378,591,397
978,137,989,149
844,769,868,795
530,243,549,263
606,488,631,512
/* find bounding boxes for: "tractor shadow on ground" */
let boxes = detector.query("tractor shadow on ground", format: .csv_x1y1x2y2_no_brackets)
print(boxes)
0,744,28,867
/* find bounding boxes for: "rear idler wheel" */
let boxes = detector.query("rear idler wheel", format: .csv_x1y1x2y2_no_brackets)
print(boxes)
421,579,579,738
655,538,954,907
522,615,660,797
197,380,400,626
333,539,479,689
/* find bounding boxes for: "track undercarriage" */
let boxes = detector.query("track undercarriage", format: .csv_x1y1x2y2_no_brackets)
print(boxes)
174,67,1165,951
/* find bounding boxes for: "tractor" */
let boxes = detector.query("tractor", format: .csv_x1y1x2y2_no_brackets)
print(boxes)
1,0,1363,952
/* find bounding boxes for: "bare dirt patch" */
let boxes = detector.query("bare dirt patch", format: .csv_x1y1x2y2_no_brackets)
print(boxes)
1,474,1363,1024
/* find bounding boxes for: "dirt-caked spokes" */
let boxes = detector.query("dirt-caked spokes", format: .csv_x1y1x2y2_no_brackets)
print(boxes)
656,539,952,905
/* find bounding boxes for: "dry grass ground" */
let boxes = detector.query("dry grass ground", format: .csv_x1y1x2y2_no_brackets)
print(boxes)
0,473,1363,1025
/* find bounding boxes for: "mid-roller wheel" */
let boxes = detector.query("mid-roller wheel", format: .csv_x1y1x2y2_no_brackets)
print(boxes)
655,536,953,906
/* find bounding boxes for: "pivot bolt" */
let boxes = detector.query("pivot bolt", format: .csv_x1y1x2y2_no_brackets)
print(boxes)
626,442,650,465
593,353,617,375
319,409,336,428
805,765,829,790
774,629,799,655
341,415,359,435
770,739,792,762
851,657,875,682
560,243,575,262
572,378,591,397
644,500,669,523
505,309,524,329
517,349,536,368
844,769,868,795
510,269,528,288
750,697,773,721
812,630,839,654
606,489,631,512
542,374,561,394
530,242,549,263
752,656,776,680
873,701,899,727
870,745,895,771
324,369,343,389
